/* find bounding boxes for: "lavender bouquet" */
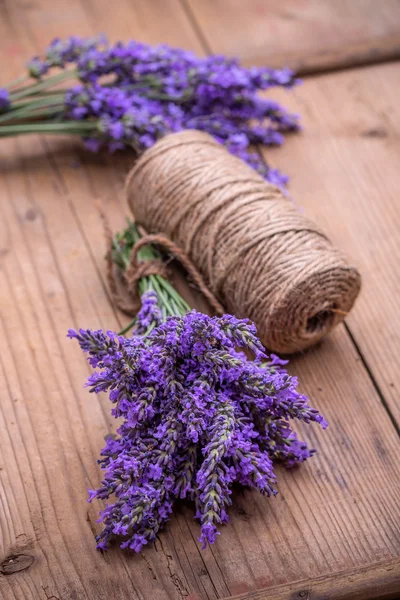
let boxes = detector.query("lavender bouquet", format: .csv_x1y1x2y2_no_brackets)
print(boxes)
0,35,299,187
69,222,327,552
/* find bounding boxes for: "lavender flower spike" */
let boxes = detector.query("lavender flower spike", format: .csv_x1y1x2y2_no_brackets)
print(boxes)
70,306,326,552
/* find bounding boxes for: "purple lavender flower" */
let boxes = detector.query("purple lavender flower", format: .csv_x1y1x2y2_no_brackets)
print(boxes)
26,56,50,79
134,290,162,334
45,34,107,69
70,308,326,552
0,88,10,112
2,36,300,187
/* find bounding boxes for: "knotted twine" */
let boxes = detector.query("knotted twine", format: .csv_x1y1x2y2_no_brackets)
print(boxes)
104,218,224,318
125,130,361,354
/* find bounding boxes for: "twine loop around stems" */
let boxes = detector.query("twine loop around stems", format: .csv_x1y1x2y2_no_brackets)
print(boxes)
102,213,224,318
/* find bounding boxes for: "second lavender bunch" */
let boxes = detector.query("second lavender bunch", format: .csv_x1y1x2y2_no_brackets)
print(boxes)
0,35,300,188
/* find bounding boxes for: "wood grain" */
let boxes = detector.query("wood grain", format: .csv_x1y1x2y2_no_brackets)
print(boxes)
2,0,204,54
0,2,400,600
184,0,400,74
1,163,400,600
226,558,400,600
261,61,400,428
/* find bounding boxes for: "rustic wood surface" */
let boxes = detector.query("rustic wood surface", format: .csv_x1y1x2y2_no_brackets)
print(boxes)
262,61,400,427
184,0,400,74
0,2,399,600
229,558,400,600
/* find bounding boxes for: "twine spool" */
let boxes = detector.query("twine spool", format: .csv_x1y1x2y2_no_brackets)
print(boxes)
126,130,361,354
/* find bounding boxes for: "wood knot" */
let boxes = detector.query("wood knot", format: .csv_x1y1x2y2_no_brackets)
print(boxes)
361,127,387,139
0,553,35,575
234,507,250,520
25,208,38,221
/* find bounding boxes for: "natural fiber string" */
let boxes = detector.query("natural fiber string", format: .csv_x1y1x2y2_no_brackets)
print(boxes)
126,130,361,353
103,216,158,316
126,233,225,314
101,209,224,317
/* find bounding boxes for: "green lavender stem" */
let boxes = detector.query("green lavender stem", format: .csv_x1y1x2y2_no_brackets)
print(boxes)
4,74,29,90
11,93,66,109
111,221,190,335
0,96,66,124
8,69,77,101
0,122,98,136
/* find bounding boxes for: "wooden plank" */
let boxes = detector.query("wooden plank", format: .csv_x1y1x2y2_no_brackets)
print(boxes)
1,4,400,600
3,0,204,54
1,152,400,600
184,0,400,74
226,557,400,600
80,0,205,52
261,61,400,428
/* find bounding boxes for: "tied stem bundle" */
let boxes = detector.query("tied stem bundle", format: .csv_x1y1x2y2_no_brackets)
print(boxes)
69,221,327,553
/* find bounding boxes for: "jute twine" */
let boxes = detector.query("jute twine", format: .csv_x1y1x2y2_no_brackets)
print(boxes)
125,130,361,353
104,221,224,317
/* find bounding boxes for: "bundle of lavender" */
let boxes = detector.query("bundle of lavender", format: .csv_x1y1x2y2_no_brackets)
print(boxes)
69,222,327,553
0,35,300,187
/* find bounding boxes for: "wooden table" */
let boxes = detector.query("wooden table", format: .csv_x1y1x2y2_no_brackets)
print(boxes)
1,2,400,599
